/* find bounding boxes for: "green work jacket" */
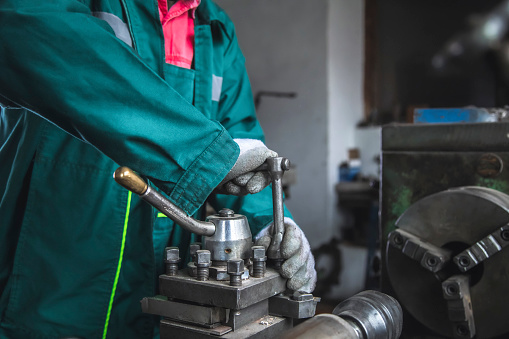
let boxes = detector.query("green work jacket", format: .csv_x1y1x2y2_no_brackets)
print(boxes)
0,1,291,338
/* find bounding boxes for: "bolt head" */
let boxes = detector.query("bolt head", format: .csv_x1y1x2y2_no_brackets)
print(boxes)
195,250,211,265
426,255,439,267
281,158,291,171
501,228,509,241
218,208,235,217
458,256,470,267
252,246,266,259
227,259,244,274
444,283,459,296
190,243,201,256
165,247,180,261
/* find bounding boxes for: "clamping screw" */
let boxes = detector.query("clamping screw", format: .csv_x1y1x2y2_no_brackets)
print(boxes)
393,234,404,246
195,250,211,281
458,256,471,267
164,247,180,276
456,324,470,337
227,259,244,286
251,246,267,278
501,229,509,241
426,256,438,268
445,283,459,297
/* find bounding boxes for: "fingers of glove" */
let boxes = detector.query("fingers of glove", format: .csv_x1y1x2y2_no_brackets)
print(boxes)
235,147,277,175
219,181,248,196
254,235,272,251
232,172,255,186
287,255,317,292
280,245,308,279
281,221,303,259
296,259,317,293
224,139,278,182
246,172,271,194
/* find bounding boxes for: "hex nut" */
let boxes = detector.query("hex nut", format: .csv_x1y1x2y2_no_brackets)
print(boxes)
227,259,244,275
165,247,180,262
195,250,211,265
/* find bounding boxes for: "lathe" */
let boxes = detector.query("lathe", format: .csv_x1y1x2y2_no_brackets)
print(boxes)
114,157,403,338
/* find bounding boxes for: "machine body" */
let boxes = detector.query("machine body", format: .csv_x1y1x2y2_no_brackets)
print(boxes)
381,122,509,339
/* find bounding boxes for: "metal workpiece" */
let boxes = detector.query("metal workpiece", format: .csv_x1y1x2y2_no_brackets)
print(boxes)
141,295,226,327
251,246,267,278
227,259,244,286
388,228,451,272
113,166,216,236
332,290,403,339
453,223,509,272
263,157,290,268
442,276,475,339
281,314,361,339
158,268,286,310
164,247,180,276
203,212,252,263
195,250,211,281
268,294,320,319
281,290,402,339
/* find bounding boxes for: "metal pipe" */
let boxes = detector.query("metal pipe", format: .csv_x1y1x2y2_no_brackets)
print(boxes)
114,167,216,236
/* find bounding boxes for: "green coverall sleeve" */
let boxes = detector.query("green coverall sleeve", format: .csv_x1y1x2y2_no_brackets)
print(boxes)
0,0,238,215
209,20,292,236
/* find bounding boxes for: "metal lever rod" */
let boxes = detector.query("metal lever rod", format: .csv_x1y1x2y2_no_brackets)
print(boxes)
114,167,216,236
263,157,291,268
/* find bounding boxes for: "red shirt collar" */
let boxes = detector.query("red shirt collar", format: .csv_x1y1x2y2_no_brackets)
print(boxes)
158,0,201,24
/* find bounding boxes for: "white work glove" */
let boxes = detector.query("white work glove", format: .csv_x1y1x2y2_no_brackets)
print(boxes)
216,139,277,196
255,217,317,293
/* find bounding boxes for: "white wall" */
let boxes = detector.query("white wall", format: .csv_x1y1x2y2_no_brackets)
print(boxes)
215,0,329,247
215,0,365,247
327,0,365,234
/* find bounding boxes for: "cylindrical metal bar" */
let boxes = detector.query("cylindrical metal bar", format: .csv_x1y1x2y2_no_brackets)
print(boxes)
114,167,216,237
142,186,216,236
265,157,290,265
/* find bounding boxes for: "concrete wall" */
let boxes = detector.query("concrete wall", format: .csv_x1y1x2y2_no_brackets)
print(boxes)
215,0,365,247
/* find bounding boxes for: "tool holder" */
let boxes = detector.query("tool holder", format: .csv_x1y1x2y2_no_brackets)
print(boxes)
114,157,319,338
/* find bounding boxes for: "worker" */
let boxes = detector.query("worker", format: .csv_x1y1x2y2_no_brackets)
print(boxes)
0,0,316,338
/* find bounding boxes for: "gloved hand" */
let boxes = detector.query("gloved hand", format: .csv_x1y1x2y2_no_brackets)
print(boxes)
255,217,317,293
216,139,277,196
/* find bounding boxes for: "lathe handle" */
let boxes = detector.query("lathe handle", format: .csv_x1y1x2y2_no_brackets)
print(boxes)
114,167,216,236
261,157,291,266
